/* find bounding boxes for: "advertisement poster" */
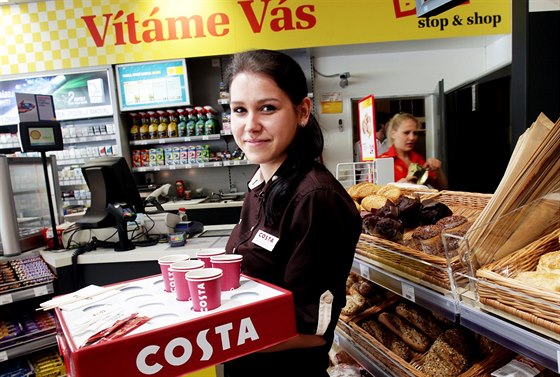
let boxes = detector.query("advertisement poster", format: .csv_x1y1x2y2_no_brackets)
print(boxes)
358,95,377,161
0,70,113,125
15,93,57,123
115,59,190,111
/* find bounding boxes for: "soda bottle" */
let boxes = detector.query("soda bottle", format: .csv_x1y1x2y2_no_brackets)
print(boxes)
177,109,187,137
167,109,178,138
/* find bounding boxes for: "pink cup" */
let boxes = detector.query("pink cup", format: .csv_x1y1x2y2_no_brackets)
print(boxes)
169,260,206,301
196,249,226,268
210,254,243,291
158,254,190,292
186,268,223,311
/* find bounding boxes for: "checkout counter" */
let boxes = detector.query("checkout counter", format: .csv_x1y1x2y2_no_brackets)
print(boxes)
39,224,235,294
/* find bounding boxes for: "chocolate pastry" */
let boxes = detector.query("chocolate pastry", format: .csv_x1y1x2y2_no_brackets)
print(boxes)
395,195,422,228
419,199,453,225
362,214,381,235
374,217,404,241
372,199,399,220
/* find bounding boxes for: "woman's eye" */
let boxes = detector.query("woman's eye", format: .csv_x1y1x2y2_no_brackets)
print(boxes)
232,106,246,114
260,104,276,112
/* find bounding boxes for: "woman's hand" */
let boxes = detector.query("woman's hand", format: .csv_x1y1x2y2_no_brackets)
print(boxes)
423,158,441,173
423,158,448,190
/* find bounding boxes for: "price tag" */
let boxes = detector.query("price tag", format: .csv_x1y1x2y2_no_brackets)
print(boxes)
233,160,240,166
202,136,210,140
0,294,13,305
34,285,49,297
359,263,369,279
0,351,7,362
154,166,161,171
158,139,165,144
199,163,206,168
169,165,176,170
401,282,415,302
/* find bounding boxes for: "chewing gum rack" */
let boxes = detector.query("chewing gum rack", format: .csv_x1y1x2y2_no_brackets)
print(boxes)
55,274,296,377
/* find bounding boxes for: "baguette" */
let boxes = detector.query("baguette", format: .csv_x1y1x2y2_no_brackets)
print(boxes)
361,320,412,361
395,302,443,341
378,311,430,352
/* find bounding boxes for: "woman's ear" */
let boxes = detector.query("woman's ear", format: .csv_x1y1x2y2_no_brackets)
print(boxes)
299,97,312,125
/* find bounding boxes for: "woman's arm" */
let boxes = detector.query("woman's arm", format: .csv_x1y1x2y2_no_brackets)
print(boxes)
424,158,448,190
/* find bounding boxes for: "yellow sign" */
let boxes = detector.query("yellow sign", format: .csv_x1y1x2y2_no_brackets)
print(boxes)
0,0,511,75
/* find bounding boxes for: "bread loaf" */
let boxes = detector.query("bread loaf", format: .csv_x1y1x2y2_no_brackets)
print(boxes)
361,194,388,212
411,224,445,256
361,319,412,361
395,302,443,341
378,311,430,352
536,250,560,273
422,328,471,377
514,271,560,292
341,294,365,316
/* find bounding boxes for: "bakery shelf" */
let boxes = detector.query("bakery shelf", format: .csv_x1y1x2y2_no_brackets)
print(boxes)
352,257,458,322
459,302,560,374
334,322,401,377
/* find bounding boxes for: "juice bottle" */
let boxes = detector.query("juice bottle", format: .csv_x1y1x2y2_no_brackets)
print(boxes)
167,109,178,138
157,110,168,139
138,112,149,140
147,111,158,140
129,112,140,140
177,109,187,137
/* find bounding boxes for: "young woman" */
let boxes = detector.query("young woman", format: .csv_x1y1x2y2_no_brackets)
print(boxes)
380,112,449,190
223,49,362,377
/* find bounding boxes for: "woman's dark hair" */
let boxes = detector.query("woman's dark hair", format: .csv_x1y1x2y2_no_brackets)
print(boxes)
224,49,324,225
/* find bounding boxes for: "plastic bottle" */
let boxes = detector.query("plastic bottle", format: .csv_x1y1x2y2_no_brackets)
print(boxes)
147,111,158,140
186,108,196,137
167,110,178,138
138,112,149,140
178,207,188,221
177,109,187,137
195,107,206,136
204,105,218,135
129,113,140,140
157,110,168,139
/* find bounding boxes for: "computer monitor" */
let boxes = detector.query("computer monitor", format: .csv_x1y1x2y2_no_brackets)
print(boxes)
77,156,144,251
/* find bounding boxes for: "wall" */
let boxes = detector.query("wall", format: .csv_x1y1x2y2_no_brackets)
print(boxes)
310,34,512,175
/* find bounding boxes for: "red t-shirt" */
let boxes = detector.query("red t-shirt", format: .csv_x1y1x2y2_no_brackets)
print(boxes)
379,145,436,182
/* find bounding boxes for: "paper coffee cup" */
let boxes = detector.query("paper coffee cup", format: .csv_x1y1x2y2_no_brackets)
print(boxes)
169,260,205,301
186,268,223,311
196,249,226,268
158,254,190,292
211,254,243,291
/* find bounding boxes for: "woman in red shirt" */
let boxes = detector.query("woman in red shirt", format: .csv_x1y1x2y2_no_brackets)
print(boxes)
379,113,448,190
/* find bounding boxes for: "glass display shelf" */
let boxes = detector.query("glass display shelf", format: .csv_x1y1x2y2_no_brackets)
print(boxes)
129,133,221,146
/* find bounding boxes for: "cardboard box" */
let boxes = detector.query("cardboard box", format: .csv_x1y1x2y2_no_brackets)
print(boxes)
55,274,296,377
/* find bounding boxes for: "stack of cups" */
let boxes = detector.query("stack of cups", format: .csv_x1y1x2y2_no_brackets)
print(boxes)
186,268,223,311
169,260,205,301
196,249,226,268
158,254,190,292
210,254,243,291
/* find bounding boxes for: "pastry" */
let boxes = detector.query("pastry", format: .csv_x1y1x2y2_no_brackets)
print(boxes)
341,294,365,316
372,199,399,220
436,215,470,254
348,182,380,201
361,194,387,212
411,224,445,256
419,199,453,225
376,185,403,202
514,271,560,292
395,195,422,228
374,217,404,241
362,214,381,235
536,250,560,273
378,311,430,353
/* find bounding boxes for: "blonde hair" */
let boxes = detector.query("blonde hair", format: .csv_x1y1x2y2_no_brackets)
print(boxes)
387,113,420,146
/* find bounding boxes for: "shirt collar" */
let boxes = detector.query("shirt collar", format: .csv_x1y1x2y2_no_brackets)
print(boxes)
248,168,279,190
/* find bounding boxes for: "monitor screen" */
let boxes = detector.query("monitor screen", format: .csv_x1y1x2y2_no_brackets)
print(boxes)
77,156,144,229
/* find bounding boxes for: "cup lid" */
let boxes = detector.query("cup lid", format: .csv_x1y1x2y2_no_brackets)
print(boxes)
186,268,223,280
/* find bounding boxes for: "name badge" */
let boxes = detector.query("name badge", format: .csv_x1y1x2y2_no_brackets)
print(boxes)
252,230,279,252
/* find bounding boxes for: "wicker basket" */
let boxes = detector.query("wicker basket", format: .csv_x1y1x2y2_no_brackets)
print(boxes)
476,228,560,336
348,298,514,377
356,191,492,291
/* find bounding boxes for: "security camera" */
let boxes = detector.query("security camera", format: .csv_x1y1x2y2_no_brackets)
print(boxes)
339,72,350,88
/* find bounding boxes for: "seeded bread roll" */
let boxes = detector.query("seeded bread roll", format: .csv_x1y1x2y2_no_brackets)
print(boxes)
377,185,403,202
378,312,430,353
427,328,472,373
361,319,412,361
395,302,443,341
